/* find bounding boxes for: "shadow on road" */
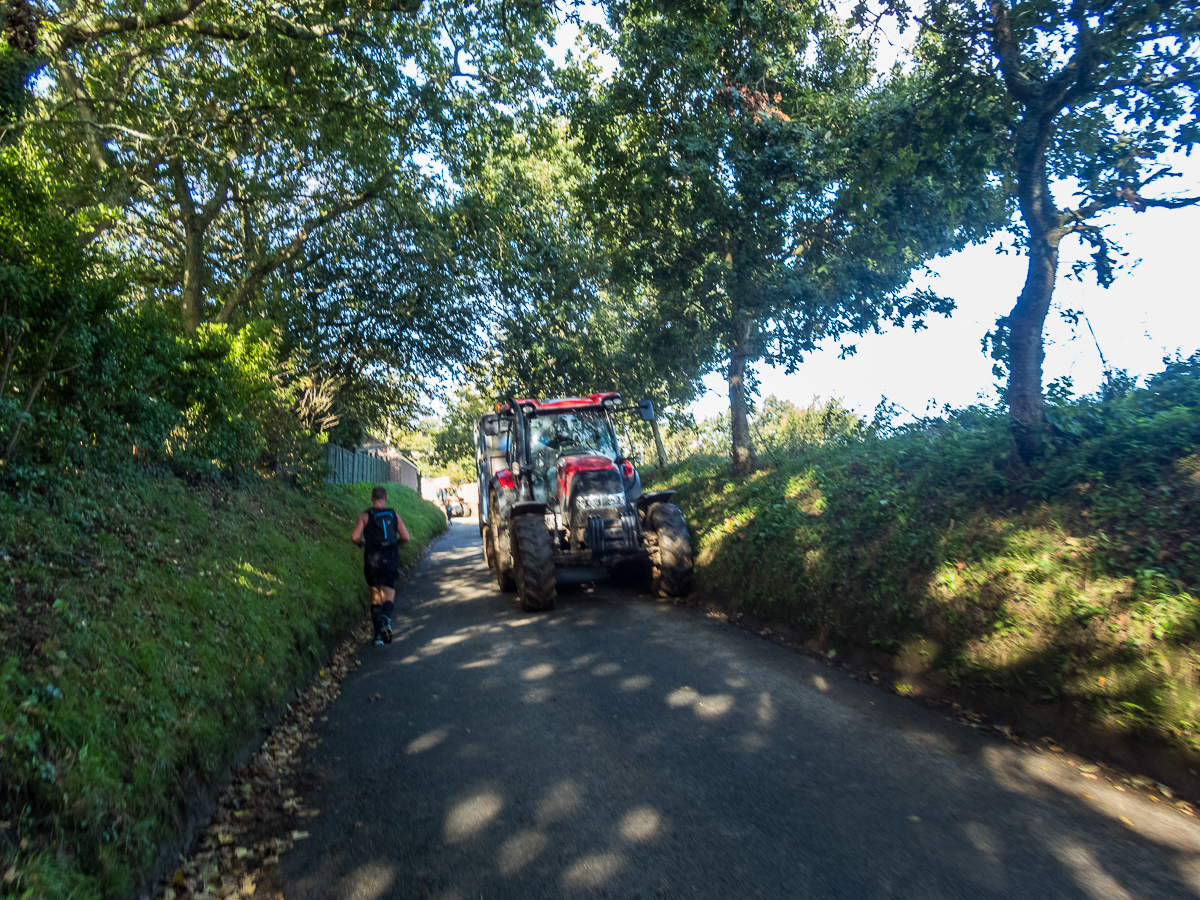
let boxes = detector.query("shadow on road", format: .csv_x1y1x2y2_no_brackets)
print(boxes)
280,521,1200,900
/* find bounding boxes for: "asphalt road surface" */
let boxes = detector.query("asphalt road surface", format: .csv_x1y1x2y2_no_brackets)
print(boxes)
278,519,1200,900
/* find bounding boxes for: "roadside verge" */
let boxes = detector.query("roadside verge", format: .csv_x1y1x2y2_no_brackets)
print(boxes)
0,475,446,899
651,441,1200,804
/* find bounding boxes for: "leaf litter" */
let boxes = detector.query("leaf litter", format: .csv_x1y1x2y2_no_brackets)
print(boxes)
154,619,372,900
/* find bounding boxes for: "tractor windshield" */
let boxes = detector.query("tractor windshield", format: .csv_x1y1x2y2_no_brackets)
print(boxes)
527,410,617,502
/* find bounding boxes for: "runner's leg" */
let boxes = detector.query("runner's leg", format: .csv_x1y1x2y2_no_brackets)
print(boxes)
369,585,385,638
379,586,396,642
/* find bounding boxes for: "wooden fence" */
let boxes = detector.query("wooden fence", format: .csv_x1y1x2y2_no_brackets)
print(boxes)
324,444,393,485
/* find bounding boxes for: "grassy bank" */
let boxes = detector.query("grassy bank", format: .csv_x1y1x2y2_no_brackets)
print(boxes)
0,474,446,899
654,360,1200,751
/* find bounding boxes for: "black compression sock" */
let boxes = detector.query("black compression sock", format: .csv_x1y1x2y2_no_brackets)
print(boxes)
381,600,395,620
371,605,382,636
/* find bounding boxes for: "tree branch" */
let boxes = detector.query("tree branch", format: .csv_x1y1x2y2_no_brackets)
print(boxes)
988,0,1039,103
215,177,392,324
1140,194,1200,210
56,0,421,49
56,0,210,49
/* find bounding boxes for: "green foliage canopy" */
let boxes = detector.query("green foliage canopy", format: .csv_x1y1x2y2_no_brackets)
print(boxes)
567,0,1005,471
28,0,564,338
459,119,711,414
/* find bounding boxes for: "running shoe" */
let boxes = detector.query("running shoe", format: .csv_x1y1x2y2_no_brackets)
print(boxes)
381,616,393,644
374,636,384,646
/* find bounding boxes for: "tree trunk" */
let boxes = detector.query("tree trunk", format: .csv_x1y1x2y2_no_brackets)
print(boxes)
728,343,756,474
180,218,205,332
1006,227,1060,462
1006,106,1063,464
171,158,230,332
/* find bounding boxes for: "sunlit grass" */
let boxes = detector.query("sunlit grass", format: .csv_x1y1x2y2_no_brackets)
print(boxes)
0,474,446,898
651,393,1200,751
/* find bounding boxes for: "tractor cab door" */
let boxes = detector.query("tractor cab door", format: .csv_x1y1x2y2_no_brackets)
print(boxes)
477,413,512,524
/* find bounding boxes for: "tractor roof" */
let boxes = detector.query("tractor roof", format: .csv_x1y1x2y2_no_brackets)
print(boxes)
494,393,620,413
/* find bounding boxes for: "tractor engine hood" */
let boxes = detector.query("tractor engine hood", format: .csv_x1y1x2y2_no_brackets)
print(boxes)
556,455,624,510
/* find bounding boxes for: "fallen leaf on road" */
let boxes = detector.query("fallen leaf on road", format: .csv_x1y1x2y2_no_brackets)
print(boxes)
1120,816,1134,827
151,617,376,900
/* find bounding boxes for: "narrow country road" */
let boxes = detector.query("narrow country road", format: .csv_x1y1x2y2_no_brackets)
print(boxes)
277,520,1200,899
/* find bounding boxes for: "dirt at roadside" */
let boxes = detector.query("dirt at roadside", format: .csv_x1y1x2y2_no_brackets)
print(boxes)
150,620,372,900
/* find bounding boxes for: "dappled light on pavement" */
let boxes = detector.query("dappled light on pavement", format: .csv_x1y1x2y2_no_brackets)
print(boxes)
445,788,504,843
277,519,1200,900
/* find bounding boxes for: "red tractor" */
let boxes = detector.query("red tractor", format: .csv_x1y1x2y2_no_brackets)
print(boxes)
475,393,693,611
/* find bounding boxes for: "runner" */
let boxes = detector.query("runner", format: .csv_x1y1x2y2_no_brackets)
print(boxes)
351,486,410,645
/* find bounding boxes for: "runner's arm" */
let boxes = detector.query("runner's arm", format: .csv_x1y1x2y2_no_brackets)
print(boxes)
350,512,368,547
396,515,411,544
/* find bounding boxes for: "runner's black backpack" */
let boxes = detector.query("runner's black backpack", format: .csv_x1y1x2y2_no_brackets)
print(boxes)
363,508,400,551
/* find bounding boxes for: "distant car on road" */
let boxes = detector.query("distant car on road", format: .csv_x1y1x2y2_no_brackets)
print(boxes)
437,487,472,519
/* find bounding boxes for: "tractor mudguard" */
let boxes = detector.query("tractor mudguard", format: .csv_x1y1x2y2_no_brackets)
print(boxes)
636,490,677,511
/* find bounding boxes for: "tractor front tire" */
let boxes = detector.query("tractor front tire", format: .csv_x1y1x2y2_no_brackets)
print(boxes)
512,514,556,612
647,503,694,598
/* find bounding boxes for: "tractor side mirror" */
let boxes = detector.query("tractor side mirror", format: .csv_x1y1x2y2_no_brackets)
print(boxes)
482,418,499,437
638,398,655,422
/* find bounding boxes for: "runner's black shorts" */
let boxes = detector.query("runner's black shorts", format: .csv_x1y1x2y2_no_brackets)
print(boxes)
364,549,400,589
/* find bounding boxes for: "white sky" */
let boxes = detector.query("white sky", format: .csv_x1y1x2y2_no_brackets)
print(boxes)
547,11,1200,424
691,196,1200,421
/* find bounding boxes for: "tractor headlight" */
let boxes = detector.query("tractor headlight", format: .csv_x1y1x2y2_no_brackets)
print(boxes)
577,492,625,510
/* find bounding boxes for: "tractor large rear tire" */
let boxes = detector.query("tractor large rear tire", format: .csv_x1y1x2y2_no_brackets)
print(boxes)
490,500,516,592
482,524,497,572
647,503,693,598
512,514,556,612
